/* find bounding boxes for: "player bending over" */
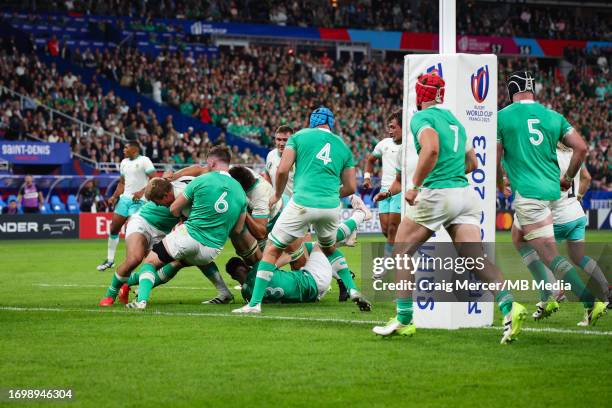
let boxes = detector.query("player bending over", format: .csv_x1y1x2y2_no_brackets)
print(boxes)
498,71,606,326
363,110,403,261
512,144,610,322
233,107,371,314
372,71,526,344
126,146,247,309
97,141,156,271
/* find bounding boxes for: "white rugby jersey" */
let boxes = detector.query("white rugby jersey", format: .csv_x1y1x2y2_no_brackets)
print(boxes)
551,147,584,225
172,176,194,217
372,137,401,190
265,148,294,197
119,155,156,198
246,168,283,221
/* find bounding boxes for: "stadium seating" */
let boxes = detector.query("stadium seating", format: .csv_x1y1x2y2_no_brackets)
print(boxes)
66,195,79,213
50,195,67,213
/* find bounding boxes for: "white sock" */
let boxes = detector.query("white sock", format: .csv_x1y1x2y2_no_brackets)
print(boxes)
351,210,366,225
207,271,231,296
107,234,120,262
581,257,609,298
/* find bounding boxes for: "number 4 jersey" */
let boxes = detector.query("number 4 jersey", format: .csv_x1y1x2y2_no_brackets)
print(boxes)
285,127,354,209
183,171,247,249
498,101,573,201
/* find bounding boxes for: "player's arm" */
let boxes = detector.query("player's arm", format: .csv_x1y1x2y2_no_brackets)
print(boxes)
363,154,378,189
261,171,272,185
169,165,209,180
232,211,247,236
339,167,356,198
412,128,439,188
375,170,401,202
577,166,591,200
271,148,295,207
464,148,477,174
245,213,268,241
170,193,190,217
108,176,124,206
560,129,587,191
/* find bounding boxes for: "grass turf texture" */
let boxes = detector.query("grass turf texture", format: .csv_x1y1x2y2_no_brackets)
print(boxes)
1,232,610,407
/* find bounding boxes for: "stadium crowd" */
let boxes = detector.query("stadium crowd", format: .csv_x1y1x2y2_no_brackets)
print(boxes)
5,0,610,41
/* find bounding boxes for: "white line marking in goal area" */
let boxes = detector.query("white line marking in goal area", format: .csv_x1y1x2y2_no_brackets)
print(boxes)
33,283,216,291
1,306,611,337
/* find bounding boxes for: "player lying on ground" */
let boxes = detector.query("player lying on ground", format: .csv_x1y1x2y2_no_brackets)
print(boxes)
227,243,346,305
363,110,403,262
497,71,606,326
372,71,526,344
126,146,247,310
97,140,156,271
233,106,371,314
512,144,611,322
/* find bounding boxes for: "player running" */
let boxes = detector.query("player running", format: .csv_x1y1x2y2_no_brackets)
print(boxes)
364,110,402,262
263,125,295,198
372,71,526,344
513,144,611,321
97,140,156,271
233,106,371,314
126,146,247,309
497,71,606,326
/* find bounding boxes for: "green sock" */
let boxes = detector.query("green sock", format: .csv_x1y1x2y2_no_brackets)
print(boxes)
495,289,514,316
328,249,357,292
550,256,595,309
336,219,358,242
304,241,315,255
249,261,275,307
127,271,140,287
105,272,127,299
519,246,552,301
137,264,157,302
155,263,181,288
396,298,413,325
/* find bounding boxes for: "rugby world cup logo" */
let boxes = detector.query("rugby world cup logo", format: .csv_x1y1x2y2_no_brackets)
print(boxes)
471,65,489,103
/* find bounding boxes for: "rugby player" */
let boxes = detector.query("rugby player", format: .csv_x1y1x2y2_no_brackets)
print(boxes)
126,146,247,309
364,110,402,261
233,106,371,313
372,71,526,344
513,144,610,322
498,71,606,326
263,125,295,198
97,140,156,271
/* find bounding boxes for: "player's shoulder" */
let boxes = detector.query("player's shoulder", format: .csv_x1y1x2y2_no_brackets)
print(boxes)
266,149,278,162
376,137,392,148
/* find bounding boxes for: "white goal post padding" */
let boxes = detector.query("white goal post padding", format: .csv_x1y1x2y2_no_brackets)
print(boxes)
401,53,498,329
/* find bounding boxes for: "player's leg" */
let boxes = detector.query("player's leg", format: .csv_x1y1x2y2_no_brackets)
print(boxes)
516,198,603,325
337,195,372,247
233,200,307,313
99,231,147,306
97,207,128,271
126,244,167,309
385,193,402,257
564,218,610,303
448,222,526,344
372,216,431,336
200,262,234,304
301,245,333,300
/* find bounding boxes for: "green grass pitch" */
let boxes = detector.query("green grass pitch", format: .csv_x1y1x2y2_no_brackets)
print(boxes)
1,232,611,407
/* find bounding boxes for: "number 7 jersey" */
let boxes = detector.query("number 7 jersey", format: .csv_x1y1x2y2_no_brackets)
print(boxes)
497,101,573,201
285,127,354,209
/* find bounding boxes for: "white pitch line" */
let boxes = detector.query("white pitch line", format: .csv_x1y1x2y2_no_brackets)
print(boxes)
1,306,611,337
33,283,216,291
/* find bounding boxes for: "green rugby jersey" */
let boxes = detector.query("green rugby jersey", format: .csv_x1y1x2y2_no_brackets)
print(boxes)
410,106,469,189
497,101,573,200
285,127,354,208
183,171,247,248
241,261,319,303
137,178,193,234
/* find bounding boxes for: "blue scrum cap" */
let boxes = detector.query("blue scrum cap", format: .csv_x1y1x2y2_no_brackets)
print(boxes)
309,106,334,129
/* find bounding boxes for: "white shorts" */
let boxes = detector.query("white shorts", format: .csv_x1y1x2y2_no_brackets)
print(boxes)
303,250,332,300
269,199,339,248
125,214,165,250
163,224,221,266
406,186,481,231
513,192,552,227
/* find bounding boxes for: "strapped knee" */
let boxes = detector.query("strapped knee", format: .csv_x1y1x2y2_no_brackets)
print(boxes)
524,224,554,241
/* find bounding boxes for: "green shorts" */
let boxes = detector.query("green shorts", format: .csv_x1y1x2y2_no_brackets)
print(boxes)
553,216,586,242
115,195,145,218
378,190,401,214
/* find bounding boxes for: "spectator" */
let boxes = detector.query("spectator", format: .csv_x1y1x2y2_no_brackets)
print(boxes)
2,199,19,214
17,175,43,213
47,35,59,57
79,180,102,212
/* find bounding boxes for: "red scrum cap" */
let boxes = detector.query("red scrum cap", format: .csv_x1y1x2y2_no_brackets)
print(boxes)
416,71,445,110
